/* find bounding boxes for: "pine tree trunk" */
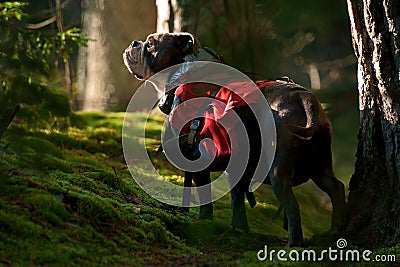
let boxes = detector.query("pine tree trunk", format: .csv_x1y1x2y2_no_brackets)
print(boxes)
346,0,400,246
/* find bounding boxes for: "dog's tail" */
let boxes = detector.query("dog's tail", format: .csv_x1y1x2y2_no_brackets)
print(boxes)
286,124,315,140
286,91,322,140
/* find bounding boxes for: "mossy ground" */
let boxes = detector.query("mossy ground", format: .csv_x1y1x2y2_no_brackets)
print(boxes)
0,113,197,266
0,88,398,266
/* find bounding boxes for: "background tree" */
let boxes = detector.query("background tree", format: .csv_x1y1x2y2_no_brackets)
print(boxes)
77,0,156,111
0,2,86,127
346,0,400,246
77,0,355,111
176,0,355,89
156,0,182,33
78,0,110,111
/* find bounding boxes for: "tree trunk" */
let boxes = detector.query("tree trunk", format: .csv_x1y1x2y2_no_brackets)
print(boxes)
78,0,111,111
346,0,400,246
77,0,156,111
155,0,182,99
55,0,76,111
156,0,182,33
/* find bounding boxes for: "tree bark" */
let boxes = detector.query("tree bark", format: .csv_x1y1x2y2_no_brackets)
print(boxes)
156,0,182,33
346,0,400,246
77,0,156,111
78,0,111,111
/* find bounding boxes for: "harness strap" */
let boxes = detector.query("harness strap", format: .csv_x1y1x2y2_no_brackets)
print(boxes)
155,86,220,156
187,120,200,145
186,88,220,146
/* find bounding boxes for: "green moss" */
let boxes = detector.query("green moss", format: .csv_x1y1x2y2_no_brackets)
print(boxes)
0,209,42,238
23,190,71,226
0,108,364,266
0,112,197,266
26,136,64,157
143,219,170,242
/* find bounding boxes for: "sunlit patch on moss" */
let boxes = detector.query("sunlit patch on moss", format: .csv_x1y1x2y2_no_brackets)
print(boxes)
165,174,185,185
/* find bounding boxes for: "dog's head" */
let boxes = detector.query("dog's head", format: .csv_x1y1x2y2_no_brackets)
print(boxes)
123,32,200,80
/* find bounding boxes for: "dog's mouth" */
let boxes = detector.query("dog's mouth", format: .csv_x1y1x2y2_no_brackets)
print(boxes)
123,49,139,72
123,49,151,80
123,51,133,72
135,73,144,79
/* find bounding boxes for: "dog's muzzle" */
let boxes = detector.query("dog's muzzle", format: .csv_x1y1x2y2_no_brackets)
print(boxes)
123,47,144,79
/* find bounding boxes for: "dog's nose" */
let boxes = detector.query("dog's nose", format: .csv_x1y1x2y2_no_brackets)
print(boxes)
130,40,140,48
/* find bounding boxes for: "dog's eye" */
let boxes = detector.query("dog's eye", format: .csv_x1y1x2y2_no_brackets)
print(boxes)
146,42,155,53
146,39,154,48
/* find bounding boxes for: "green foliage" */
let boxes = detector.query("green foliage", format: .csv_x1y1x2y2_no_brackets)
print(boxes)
0,2,87,126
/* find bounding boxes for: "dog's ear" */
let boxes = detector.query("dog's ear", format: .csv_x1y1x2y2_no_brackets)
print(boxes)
176,33,200,55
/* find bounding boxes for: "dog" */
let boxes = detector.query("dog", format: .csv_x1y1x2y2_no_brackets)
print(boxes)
123,32,346,246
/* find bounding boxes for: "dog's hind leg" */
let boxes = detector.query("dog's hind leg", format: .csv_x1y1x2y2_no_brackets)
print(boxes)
192,171,213,220
270,164,304,247
312,168,346,236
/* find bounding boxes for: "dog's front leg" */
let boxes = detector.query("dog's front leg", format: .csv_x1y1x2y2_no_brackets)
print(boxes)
191,171,213,220
230,181,250,232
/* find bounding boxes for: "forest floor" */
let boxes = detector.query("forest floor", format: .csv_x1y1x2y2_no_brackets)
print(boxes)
1,88,398,266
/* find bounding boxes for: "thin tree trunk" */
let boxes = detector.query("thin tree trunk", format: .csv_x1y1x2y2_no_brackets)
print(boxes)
155,0,182,100
346,0,400,246
55,0,76,111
